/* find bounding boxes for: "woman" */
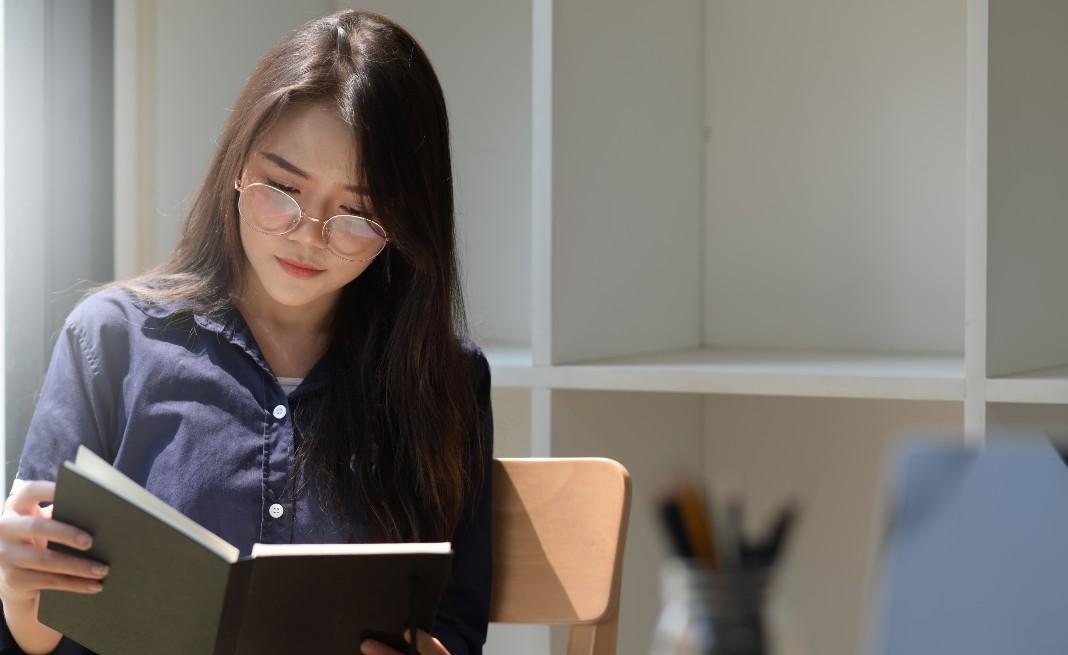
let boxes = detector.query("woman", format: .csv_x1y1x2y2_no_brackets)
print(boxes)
0,10,491,655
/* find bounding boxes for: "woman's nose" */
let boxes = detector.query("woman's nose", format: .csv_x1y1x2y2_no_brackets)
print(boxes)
288,206,329,249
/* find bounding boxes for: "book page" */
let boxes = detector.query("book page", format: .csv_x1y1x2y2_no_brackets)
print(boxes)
71,446,240,563
251,542,452,558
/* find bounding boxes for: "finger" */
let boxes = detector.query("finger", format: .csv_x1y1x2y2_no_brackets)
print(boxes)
0,541,108,580
3,479,32,517
405,629,449,655
414,624,444,649
7,481,56,515
4,566,104,595
28,504,54,550
360,639,401,655
0,515,93,551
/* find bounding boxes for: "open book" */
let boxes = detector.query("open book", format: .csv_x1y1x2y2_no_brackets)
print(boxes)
39,446,453,655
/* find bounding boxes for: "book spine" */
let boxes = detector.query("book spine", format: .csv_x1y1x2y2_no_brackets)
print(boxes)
212,559,254,655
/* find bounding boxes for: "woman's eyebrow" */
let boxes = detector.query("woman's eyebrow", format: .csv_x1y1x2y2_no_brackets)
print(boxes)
259,151,369,194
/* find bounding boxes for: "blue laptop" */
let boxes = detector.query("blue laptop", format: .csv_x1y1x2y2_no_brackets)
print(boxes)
871,435,1068,654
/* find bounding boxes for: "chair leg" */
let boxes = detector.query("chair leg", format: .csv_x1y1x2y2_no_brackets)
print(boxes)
567,616,619,655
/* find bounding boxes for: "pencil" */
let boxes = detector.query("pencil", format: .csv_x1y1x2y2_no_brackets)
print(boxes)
674,479,719,569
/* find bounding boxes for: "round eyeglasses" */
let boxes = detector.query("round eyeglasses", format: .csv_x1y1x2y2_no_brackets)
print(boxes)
233,180,390,263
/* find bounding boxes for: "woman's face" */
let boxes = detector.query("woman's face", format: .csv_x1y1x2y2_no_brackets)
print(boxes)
236,99,378,310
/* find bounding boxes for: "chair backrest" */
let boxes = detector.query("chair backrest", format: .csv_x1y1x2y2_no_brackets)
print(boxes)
489,457,632,655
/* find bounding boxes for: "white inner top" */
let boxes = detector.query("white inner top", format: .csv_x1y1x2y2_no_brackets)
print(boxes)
277,376,303,395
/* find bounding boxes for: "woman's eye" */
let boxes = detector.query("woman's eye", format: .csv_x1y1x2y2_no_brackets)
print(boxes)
267,179,298,194
263,180,370,216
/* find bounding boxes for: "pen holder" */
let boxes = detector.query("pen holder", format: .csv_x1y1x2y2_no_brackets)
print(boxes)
650,558,769,655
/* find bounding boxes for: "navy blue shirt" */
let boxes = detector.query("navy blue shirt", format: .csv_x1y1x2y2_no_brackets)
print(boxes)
1,286,493,655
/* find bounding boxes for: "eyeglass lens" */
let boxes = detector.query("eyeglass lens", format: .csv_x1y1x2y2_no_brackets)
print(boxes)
238,183,387,261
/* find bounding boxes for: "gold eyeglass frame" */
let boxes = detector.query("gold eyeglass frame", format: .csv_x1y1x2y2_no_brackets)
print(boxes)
233,179,390,263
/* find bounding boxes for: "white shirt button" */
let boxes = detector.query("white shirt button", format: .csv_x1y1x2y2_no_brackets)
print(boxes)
272,405,287,419
268,503,284,519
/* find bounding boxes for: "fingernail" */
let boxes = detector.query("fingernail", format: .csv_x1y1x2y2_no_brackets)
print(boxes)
92,564,109,576
77,533,92,547
88,582,103,592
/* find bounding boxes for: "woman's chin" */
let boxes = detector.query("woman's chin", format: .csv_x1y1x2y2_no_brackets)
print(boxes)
260,276,332,308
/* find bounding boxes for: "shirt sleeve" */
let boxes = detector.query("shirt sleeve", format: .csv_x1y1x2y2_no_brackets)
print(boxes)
2,311,116,655
14,316,117,483
432,349,494,655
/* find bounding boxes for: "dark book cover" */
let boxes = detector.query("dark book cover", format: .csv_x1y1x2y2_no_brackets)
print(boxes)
39,446,452,655
221,551,451,654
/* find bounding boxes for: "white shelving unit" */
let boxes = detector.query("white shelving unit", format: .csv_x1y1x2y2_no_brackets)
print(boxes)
489,348,966,400
474,1,1068,653
983,0,1068,411
351,1,1068,654
125,1,1068,654
987,365,1068,405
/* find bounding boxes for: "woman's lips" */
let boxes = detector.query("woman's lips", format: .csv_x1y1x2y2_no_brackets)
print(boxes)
276,256,325,279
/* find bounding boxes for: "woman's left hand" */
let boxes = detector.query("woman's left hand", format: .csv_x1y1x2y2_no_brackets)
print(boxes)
360,629,451,655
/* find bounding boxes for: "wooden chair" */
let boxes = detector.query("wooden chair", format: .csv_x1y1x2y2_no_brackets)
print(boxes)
489,457,632,655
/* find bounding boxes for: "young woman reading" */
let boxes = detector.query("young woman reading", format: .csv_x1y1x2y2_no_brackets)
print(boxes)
0,10,492,655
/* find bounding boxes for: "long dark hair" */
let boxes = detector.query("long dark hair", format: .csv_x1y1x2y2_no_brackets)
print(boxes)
116,10,483,542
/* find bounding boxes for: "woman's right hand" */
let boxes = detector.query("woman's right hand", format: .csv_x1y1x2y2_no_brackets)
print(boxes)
0,480,109,609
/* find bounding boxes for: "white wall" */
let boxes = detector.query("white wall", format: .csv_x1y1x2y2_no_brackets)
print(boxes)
548,0,705,364
704,1,967,355
986,0,1068,377
4,0,114,487
0,0,6,497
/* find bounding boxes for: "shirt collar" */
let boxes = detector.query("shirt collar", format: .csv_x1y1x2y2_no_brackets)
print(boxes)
130,292,241,340
130,291,328,396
